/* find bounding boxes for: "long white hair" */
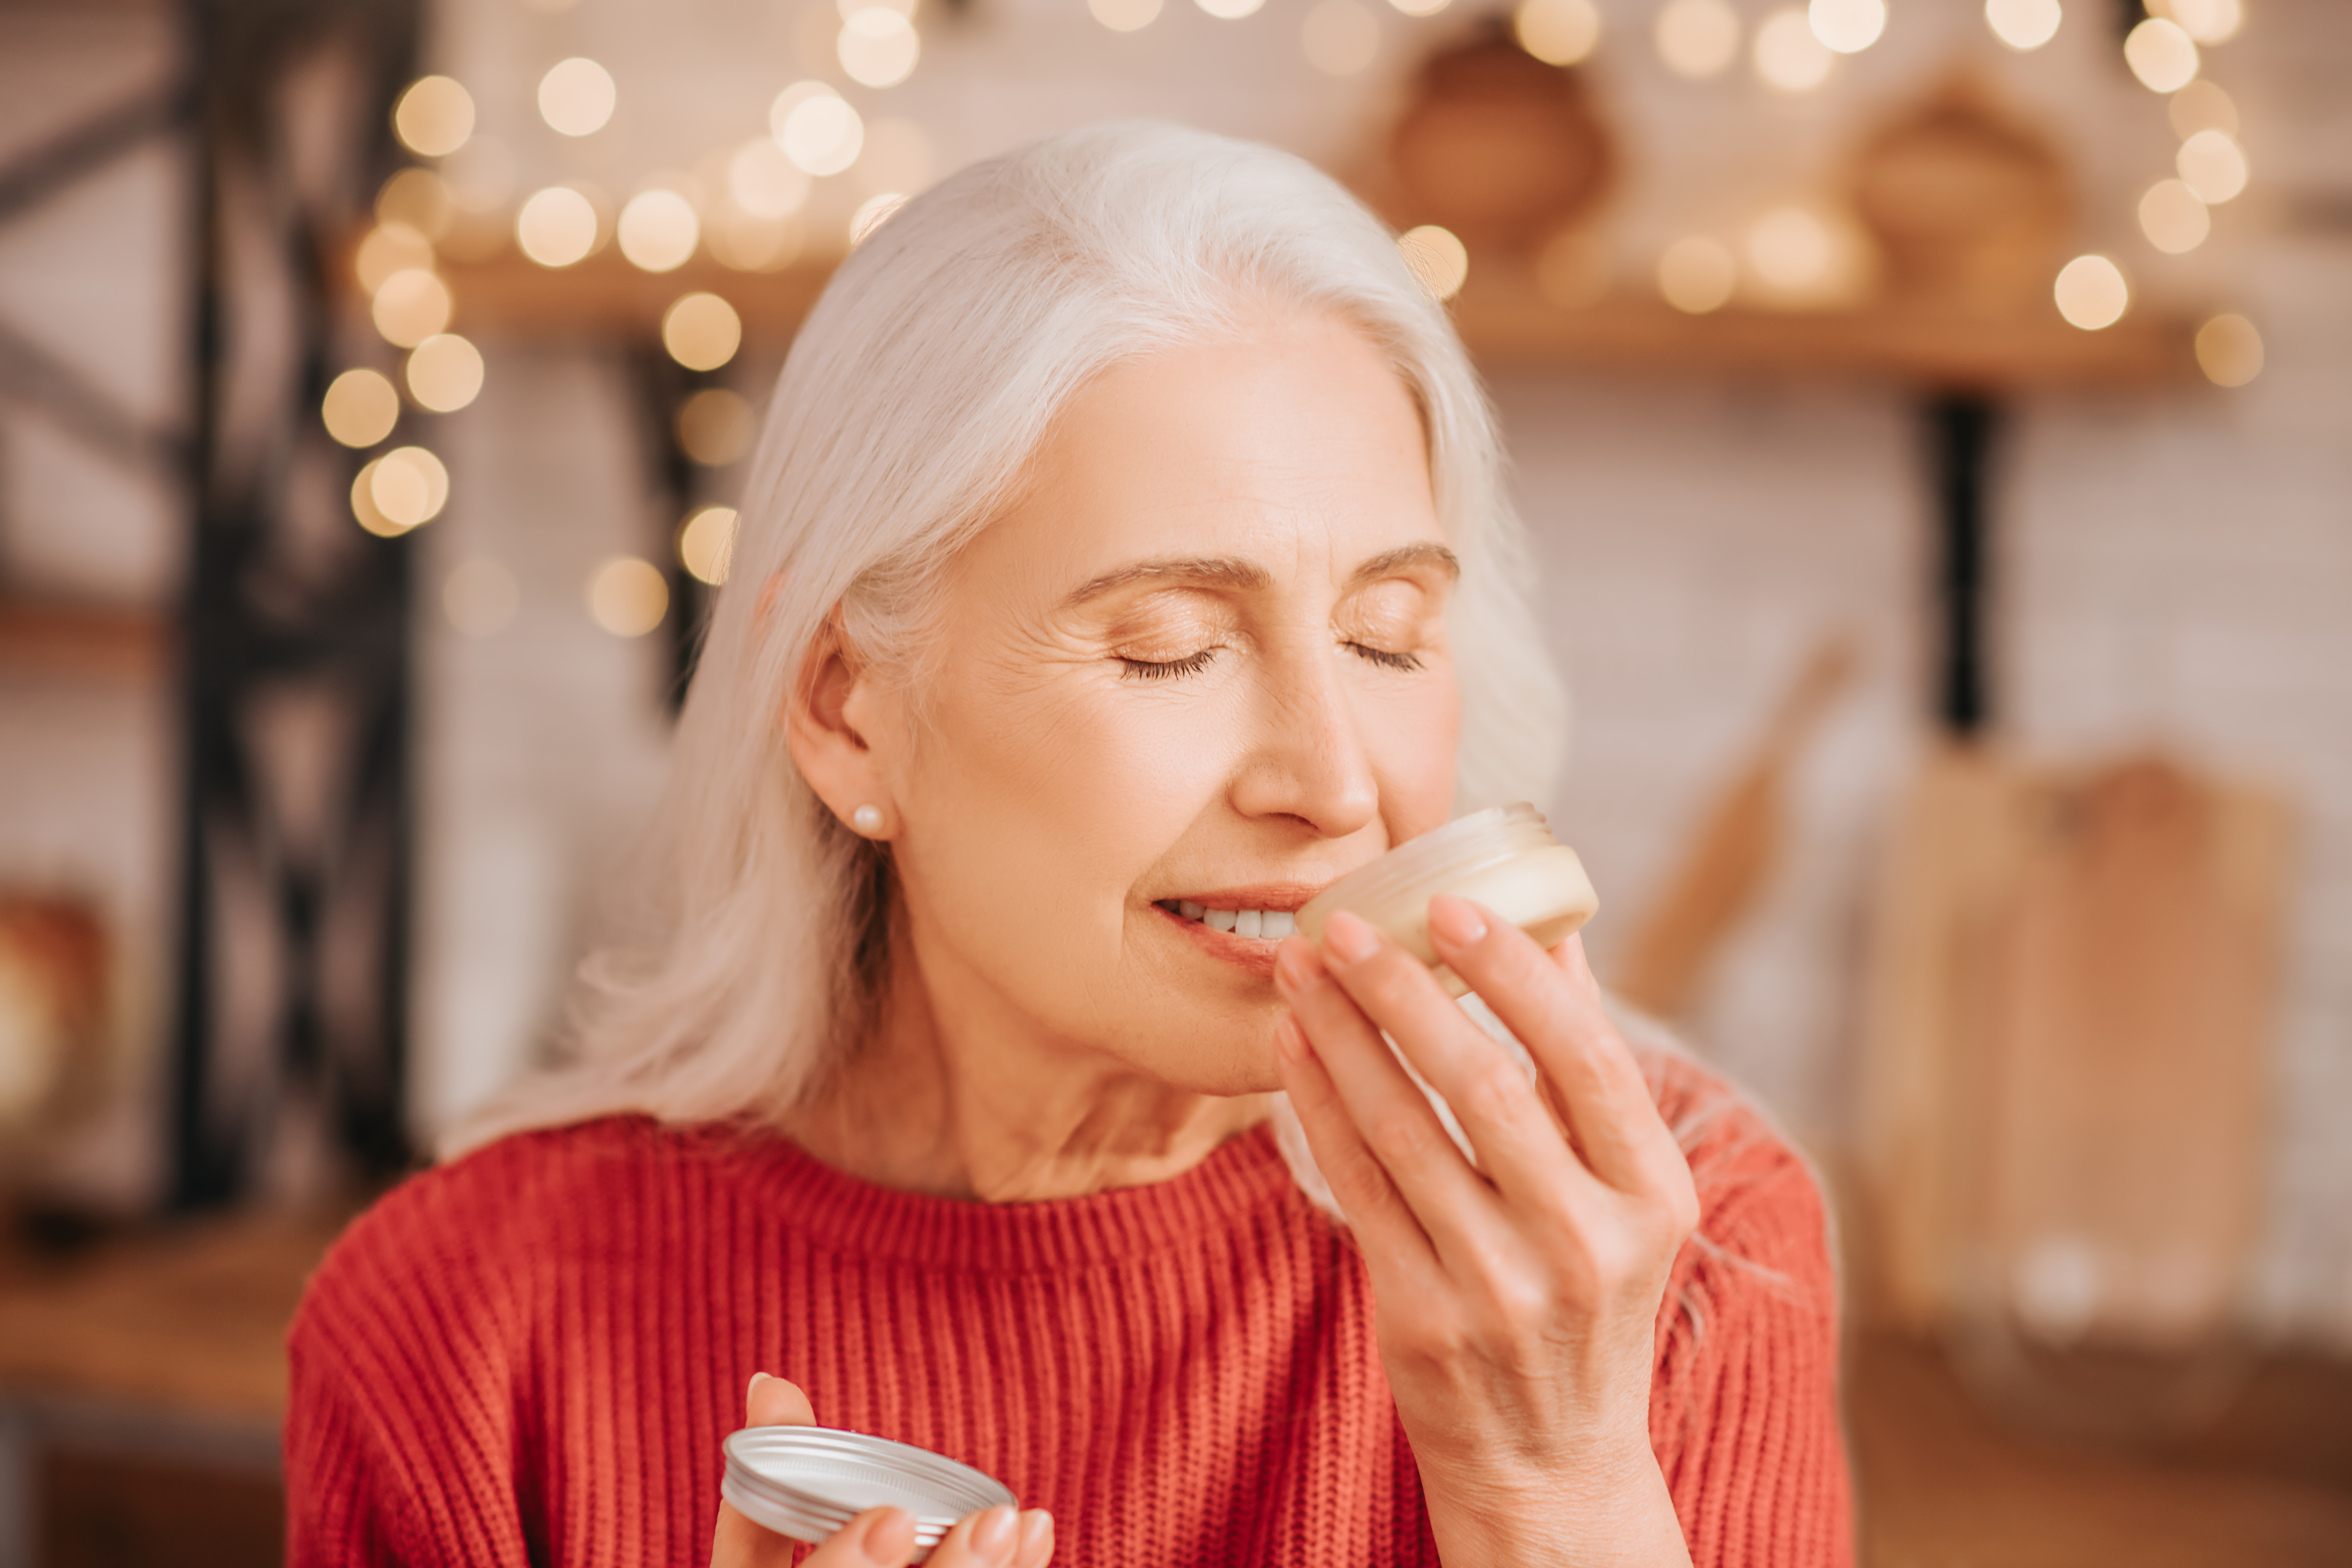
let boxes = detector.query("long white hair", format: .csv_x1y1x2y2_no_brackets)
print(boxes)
447,121,1566,1168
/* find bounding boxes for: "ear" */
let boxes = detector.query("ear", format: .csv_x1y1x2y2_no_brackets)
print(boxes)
784,619,897,836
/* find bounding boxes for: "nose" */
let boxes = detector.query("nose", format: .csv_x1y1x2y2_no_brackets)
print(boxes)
1226,640,1381,840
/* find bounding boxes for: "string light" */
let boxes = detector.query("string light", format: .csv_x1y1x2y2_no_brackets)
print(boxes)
1658,236,1736,313
394,76,475,158
587,557,669,637
2137,179,2209,254
355,223,435,295
1755,8,1834,92
730,139,811,219
377,168,455,240
1087,0,1163,31
2194,313,2261,386
351,447,449,536
1387,0,1449,16
1197,0,1266,19
2168,80,2237,139
1984,0,2060,52
406,334,486,412
678,506,739,586
1514,0,1600,66
773,84,863,177
2053,254,2128,330
1807,0,1884,54
2177,128,2248,203
1657,0,1740,78
663,294,743,371
838,7,920,87
539,58,617,136
322,369,400,448
371,267,453,347
1397,226,1468,301
1303,0,1382,76
2151,0,2241,45
2123,19,2199,93
1744,208,1833,291
618,189,701,272
517,186,600,267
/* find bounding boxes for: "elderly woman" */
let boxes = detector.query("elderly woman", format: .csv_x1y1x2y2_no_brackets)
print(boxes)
287,124,1848,1568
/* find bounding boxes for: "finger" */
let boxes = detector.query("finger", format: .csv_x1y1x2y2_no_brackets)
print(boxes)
1275,929,1503,1260
713,1501,913,1568
922,1506,1022,1568
1317,902,1605,1219
1429,909,1687,1197
1013,1509,1055,1568
1274,1012,1440,1283
744,1372,817,1428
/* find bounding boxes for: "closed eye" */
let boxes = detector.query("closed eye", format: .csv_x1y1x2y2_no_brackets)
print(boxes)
1119,648,1220,681
1346,642,1424,673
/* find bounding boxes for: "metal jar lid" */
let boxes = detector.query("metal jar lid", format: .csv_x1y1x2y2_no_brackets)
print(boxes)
722,1426,1017,1560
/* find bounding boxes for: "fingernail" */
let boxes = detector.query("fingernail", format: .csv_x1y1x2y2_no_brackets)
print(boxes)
862,1508,915,1564
1274,935,1320,993
1426,895,1487,947
746,1371,770,1403
1323,908,1379,964
1019,1511,1055,1560
971,1506,1017,1560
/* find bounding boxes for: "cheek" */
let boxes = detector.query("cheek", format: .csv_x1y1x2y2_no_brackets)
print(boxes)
1367,671,1462,833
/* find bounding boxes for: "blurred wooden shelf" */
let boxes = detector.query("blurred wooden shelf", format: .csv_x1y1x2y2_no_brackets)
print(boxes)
0,600,166,682
427,246,2200,393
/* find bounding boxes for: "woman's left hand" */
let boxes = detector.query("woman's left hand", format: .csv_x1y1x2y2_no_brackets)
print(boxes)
1273,897,1699,1568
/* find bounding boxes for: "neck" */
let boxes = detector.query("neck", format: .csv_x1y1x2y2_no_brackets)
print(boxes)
783,925,1268,1204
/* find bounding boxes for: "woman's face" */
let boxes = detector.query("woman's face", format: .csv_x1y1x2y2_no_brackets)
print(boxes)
848,311,1459,1095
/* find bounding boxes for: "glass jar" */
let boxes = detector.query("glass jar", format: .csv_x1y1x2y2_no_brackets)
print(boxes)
1296,802,1598,997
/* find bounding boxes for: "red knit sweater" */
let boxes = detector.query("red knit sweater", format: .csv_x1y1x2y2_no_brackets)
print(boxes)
286,1050,1850,1566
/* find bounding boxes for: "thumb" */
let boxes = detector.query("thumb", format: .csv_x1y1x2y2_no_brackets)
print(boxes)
745,1372,818,1429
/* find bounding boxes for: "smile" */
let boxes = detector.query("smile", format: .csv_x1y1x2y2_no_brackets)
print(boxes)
1152,900,1297,939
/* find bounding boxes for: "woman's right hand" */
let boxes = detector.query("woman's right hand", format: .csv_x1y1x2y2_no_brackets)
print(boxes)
710,1374,1054,1568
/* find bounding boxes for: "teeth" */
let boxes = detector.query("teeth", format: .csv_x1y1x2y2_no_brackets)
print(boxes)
1165,902,1297,938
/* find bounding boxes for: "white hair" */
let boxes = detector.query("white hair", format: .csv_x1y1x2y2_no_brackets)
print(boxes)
447,121,1567,1179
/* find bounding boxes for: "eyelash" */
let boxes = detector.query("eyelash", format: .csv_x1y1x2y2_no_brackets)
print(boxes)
1116,643,1424,681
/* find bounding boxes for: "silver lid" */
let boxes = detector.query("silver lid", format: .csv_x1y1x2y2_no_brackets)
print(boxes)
722,1426,1016,1561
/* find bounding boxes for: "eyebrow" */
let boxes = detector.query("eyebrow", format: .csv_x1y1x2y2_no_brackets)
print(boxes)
1061,544,1460,609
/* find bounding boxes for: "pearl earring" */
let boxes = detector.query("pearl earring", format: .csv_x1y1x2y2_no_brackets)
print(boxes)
850,805,885,836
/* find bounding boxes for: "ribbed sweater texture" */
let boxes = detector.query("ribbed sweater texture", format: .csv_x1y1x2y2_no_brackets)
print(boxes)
286,1050,1850,1566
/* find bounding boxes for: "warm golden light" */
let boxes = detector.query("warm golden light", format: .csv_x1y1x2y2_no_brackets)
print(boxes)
618,189,700,272
839,7,920,87
516,186,599,267
1388,0,1448,17
2053,254,2128,330
588,557,669,637
1304,0,1381,75
708,211,806,273
678,389,758,466
394,76,475,158
1657,0,1740,77
849,193,907,247
1984,0,2060,51
1808,0,1883,53
539,58,616,137
2124,18,2199,93
1397,226,1468,301
443,559,518,637
377,168,455,239
1197,0,1266,18
2177,128,2248,203
2151,0,2241,45
678,506,738,586
351,447,448,536
371,267,452,348
2137,179,2210,254
729,138,811,219
773,84,863,177
1087,0,1163,31
322,369,400,448
2168,79,2237,139
663,294,743,371
406,333,485,413
1744,207,1832,290
355,223,434,295
1514,0,1600,65
351,460,397,536
2194,313,2262,386
1755,8,1833,91
1537,230,1609,309
1659,236,1736,313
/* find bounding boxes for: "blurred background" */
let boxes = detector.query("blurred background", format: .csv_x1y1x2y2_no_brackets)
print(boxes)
0,0,2347,1561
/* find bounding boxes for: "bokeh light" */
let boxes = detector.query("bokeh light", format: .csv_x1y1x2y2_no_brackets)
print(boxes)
1744,207,1832,291
1659,236,1736,313
1397,225,1468,301
443,559,519,637
773,84,864,177
517,186,600,267
850,193,907,247
1657,0,1740,78
677,389,758,466
539,58,616,136
1984,0,2061,51
587,557,669,637
1755,8,1834,91
662,293,743,371
1088,0,1163,31
618,189,701,272
1387,0,1449,17
2177,129,2248,203
678,506,739,586
394,76,474,158
1514,0,1600,65
2137,179,2210,254
1808,0,1884,54
406,334,486,413
729,138,812,219
708,212,806,272
373,446,450,530
2154,0,2241,45
2194,313,2262,386
371,267,452,348
322,368,400,448
838,8,920,87
2168,79,2238,139
2124,18,2199,93
1197,0,1266,19
377,168,455,240
2053,254,2129,330
355,222,434,296
1303,0,1381,76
